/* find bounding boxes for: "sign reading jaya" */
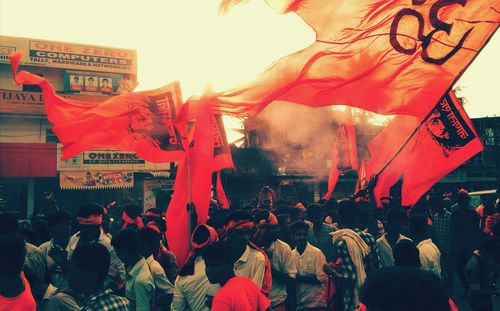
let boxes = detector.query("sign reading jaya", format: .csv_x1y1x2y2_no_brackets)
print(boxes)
0,90,45,115
0,36,137,74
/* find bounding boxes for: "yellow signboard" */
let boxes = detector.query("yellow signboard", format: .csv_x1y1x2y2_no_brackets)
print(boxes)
0,36,137,74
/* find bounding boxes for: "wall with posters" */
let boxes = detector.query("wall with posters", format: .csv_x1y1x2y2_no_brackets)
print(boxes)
0,35,138,219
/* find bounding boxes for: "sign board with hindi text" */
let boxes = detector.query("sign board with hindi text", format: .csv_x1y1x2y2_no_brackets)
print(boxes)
0,35,137,74
60,171,134,189
56,145,170,171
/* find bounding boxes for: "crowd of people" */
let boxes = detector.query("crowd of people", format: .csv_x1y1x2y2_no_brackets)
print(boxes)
1,182,499,311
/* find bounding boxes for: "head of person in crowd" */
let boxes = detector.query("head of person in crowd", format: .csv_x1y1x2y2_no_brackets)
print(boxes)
179,223,219,277
360,267,451,311
203,241,236,286
442,197,452,212
18,221,41,246
77,203,104,242
31,219,50,244
111,228,142,267
475,237,499,266
323,199,338,224
0,212,19,235
68,243,110,296
337,199,359,229
393,239,421,268
0,231,26,280
224,209,255,246
455,189,471,209
385,208,406,237
47,210,72,246
307,203,325,229
290,220,310,253
428,195,444,215
121,203,144,230
138,227,161,260
144,208,166,233
252,209,279,248
207,208,230,235
408,214,429,244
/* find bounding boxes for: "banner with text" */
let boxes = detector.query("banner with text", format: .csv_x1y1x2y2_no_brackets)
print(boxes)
0,35,137,74
60,171,134,189
57,145,170,171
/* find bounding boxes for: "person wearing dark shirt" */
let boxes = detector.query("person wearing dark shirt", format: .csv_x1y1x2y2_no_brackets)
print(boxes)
450,190,480,287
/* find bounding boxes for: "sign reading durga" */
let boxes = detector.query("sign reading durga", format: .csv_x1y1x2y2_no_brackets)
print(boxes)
389,0,473,65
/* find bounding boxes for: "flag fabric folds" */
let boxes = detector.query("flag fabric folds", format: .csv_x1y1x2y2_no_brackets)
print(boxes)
324,109,358,200
9,52,185,163
367,91,483,206
166,113,234,267
182,0,499,121
216,171,231,209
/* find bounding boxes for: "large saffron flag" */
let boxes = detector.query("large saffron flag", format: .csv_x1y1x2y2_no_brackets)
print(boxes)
166,113,234,267
367,90,483,206
182,0,499,120
166,111,215,267
9,52,185,163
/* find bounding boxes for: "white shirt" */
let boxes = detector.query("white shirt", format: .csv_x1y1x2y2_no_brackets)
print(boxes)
171,256,218,311
376,234,411,267
145,255,174,297
234,245,267,289
67,230,126,289
292,243,327,310
417,239,442,278
268,239,297,307
126,257,156,311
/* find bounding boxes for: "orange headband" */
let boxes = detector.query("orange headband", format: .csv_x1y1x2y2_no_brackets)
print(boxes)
191,224,219,249
145,210,163,218
77,214,102,225
122,212,144,229
226,220,255,233
146,222,161,235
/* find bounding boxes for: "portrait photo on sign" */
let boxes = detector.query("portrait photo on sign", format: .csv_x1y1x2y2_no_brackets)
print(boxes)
85,76,98,92
99,77,113,93
69,75,83,91
424,96,475,158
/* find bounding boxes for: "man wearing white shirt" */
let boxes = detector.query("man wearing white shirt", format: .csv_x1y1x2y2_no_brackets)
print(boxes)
112,229,155,311
252,211,297,310
291,221,327,310
139,227,174,310
409,214,442,278
171,224,220,311
377,209,411,267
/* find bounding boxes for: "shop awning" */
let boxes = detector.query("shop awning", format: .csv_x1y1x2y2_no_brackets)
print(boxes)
0,143,57,177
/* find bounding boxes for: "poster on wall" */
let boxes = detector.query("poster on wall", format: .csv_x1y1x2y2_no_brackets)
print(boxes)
143,179,174,212
60,171,134,189
64,71,121,94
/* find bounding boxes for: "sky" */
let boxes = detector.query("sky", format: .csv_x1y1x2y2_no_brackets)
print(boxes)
1,0,499,142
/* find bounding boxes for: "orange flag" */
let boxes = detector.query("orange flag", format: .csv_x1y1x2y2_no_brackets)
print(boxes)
9,52,185,163
324,109,357,200
367,91,483,206
400,91,483,206
216,171,231,209
354,159,367,195
166,113,234,266
182,0,499,120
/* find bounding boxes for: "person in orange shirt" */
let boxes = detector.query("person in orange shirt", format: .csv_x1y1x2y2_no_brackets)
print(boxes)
204,241,271,311
0,214,37,310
